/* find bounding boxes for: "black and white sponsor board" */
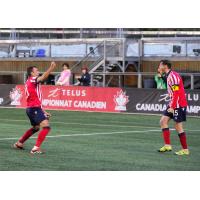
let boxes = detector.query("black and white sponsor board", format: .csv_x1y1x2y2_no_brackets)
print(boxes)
125,88,200,116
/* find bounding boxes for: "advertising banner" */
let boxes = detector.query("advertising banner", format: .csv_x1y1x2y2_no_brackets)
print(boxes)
12,85,129,113
0,84,199,116
125,88,200,116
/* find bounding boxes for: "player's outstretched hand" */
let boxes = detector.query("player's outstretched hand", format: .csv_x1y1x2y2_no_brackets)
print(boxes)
38,62,56,82
50,61,56,69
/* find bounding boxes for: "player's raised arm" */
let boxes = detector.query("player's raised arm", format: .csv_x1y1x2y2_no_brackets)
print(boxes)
37,61,56,82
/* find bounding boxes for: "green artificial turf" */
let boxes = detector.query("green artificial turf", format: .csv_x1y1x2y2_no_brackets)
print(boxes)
0,108,199,171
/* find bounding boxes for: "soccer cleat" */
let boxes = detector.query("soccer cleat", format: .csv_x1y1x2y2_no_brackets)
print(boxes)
30,146,43,154
13,142,24,150
175,149,190,156
158,145,172,152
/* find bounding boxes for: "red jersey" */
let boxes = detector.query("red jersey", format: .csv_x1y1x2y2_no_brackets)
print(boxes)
25,76,42,107
167,70,188,109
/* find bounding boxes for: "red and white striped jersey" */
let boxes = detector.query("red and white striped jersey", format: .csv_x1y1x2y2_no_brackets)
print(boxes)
167,70,188,109
25,76,42,107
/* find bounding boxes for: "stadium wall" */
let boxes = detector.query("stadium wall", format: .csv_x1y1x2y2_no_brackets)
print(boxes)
1,60,200,85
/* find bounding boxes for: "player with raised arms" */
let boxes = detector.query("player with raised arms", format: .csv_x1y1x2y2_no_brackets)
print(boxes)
158,60,189,155
14,62,56,154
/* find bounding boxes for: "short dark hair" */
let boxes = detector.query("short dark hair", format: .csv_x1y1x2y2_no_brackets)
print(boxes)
62,63,69,68
81,66,88,72
160,60,172,69
27,66,36,77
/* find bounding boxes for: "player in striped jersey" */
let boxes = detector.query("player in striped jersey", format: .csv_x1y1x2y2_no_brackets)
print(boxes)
158,60,189,155
14,62,56,154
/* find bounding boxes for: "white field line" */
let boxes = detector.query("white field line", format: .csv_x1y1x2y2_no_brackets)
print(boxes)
0,128,199,142
0,129,161,141
0,118,159,129
0,118,198,132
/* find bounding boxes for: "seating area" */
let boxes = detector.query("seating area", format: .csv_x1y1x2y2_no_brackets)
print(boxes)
0,36,199,89
0,43,100,58
1,38,200,59
0,51,8,58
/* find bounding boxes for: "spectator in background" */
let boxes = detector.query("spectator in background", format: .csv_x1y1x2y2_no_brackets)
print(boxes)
76,66,91,86
89,47,95,57
154,66,167,89
56,63,71,86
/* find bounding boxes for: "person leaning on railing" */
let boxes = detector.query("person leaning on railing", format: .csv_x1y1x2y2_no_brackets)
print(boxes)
76,66,91,86
55,63,71,86
154,66,167,89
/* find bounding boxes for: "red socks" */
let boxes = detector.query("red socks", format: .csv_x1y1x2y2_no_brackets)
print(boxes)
162,128,188,149
19,127,39,143
178,132,188,149
35,127,51,148
162,128,171,145
19,127,51,147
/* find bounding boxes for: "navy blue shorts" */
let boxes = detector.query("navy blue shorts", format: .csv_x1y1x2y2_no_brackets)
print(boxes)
163,106,187,123
26,107,47,126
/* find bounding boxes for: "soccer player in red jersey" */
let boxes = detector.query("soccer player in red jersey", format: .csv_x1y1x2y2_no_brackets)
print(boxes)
158,60,189,155
14,62,56,154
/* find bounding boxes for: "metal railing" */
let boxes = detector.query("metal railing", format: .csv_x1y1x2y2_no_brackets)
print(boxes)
70,41,104,73
2,37,200,59
1,37,200,57
70,39,123,74
0,38,123,59
0,70,199,90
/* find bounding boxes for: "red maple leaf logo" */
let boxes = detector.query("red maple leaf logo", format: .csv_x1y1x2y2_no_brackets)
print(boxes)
114,90,129,111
